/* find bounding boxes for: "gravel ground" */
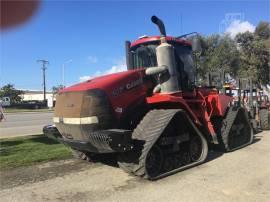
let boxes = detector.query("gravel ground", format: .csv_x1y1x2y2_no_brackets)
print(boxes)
0,131,270,202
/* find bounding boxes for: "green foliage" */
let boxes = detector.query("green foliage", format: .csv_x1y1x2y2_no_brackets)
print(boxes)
0,84,24,104
255,21,270,39
196,21,270,85
235,28,269,85
196,34,240,81
52,85,64,96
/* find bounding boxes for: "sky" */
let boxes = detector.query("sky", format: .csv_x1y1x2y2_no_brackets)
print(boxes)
1,0,269,90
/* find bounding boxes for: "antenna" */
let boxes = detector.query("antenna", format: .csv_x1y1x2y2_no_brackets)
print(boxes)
180,13,183,34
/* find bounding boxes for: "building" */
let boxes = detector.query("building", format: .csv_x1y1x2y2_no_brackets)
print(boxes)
20,90,54,101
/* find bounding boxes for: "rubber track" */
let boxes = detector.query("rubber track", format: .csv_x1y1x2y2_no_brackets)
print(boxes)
118,109,208,180
221,106,253,152
259,109,270,130
118,109,178,178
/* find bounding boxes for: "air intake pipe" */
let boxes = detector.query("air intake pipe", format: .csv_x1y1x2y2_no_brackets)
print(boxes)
146,16,180,93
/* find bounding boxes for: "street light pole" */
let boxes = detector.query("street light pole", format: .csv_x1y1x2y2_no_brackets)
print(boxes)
62,59,72,87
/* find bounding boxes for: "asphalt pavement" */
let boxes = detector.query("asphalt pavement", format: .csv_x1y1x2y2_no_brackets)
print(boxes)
0,112,53,138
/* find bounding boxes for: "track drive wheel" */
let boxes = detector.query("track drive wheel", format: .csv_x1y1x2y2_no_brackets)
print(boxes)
259,109,270,130
221,106,253,152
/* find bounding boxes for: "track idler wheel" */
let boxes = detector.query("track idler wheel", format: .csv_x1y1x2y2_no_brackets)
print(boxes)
189,136,203,162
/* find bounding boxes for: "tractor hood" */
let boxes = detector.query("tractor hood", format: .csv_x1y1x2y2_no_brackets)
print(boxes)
60,69,145,93
53,68,149,142
57,68,151,120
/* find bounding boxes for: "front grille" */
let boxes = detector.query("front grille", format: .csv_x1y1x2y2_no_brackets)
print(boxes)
88,132,112,151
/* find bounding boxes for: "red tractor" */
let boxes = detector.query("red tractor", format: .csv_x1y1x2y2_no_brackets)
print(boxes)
44,16,253,179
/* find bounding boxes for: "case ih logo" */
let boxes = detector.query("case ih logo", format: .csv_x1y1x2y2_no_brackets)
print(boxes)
112,78,143,96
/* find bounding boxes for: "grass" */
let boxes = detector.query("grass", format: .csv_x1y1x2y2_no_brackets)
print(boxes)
4,108,54,113
0,135,72,170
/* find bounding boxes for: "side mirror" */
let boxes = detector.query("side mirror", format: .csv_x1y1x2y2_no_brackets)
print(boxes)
192,36,202,52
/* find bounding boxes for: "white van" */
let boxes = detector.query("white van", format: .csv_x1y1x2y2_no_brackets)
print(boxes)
0,97,11,107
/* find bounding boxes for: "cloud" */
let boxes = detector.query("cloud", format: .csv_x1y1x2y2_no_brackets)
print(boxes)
87,56,98,63
79,59,126,82
79,76,92,82
225,20,255,38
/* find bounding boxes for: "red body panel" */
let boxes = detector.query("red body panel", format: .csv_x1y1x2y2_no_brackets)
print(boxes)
207,94,233,116
61,70,144,93
131,36,192,48
61,69,151,119
146,93,202,126
146,88,233,143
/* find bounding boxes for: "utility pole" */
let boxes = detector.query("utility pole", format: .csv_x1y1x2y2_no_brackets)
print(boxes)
37,60,49,102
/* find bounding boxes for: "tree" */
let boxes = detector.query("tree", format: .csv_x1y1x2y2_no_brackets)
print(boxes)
0,84,24,104
196,34,240,81
255,21,270,40
236,29,269,85
52,85,64,97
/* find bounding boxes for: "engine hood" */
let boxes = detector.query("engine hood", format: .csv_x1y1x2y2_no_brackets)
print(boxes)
57,68,150,121
60,69,145,93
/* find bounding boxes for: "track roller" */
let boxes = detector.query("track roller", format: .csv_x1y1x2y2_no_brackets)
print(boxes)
118,109,208,180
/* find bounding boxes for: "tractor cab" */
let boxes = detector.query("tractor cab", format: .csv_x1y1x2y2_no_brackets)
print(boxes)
126,36,197,90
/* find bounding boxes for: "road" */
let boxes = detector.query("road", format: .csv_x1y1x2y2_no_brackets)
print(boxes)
0,131,270,202
0,112,53,138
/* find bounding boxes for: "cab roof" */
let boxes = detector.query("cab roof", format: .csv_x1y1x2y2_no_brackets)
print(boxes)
130,36,192,48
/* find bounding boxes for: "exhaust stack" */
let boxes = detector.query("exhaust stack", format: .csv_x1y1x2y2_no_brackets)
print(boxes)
151,16,167,41
150,15,180,93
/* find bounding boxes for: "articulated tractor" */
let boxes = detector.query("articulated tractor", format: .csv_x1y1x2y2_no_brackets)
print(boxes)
44,16,253,180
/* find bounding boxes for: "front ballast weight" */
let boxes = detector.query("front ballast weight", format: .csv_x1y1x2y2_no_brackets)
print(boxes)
117,109,208,180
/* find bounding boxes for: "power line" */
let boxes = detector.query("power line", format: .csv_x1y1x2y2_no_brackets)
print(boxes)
37,59,49,101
